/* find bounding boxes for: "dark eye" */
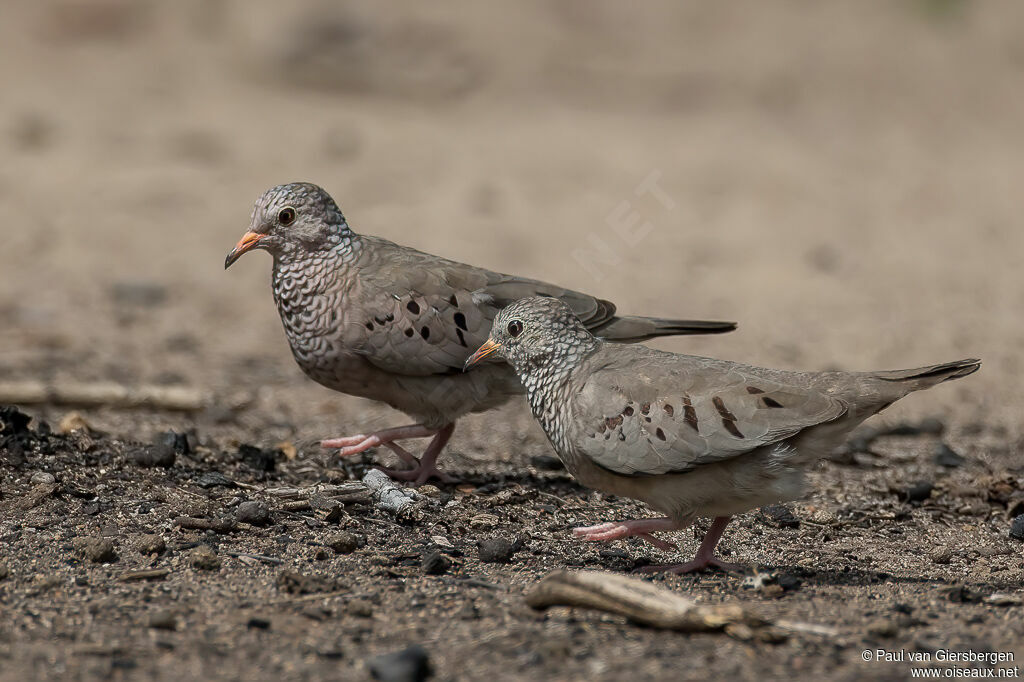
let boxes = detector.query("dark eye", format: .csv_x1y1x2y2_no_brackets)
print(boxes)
507,320,523,337
278,207,296,226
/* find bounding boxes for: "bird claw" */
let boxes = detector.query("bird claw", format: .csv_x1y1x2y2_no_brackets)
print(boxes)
572,520,678,551
375,464,458,486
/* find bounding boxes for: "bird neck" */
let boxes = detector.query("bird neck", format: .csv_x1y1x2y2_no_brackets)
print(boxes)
517,338,600,432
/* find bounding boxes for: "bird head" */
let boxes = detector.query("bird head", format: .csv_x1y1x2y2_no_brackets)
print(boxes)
464,297,595,373
225,182,352,269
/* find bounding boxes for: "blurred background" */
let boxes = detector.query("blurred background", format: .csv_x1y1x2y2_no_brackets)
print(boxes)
0,0,1020,452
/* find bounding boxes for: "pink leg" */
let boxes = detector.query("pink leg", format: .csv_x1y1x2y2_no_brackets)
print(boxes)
633,516,744,574
321,423,457,485
321,424,437,456
572,517,684,552
376,424,457,485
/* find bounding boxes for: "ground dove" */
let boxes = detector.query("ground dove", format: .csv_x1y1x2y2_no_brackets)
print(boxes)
224,183,736,484
465,297,980,573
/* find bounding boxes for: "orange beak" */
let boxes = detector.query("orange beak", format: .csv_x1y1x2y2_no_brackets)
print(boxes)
224,231,266,269
464,337,502,371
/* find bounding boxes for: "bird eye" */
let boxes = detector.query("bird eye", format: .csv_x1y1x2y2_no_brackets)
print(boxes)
278,207,296,226
507,320,523,337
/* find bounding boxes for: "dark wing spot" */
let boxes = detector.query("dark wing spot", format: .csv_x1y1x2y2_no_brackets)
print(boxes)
722,420,745,439
420,327,430,340
746,386,765,394
385,313,394,322
663,404,674,417
644,417,652,423
655,428,666,441
712,396,738,422
605,415,623,429
453,312,468,331
365,321,374,330
640,402,651,415
407,301,420,315
682,396,698,432
449,294,459,307
762,397,784,408
456,328,468,347
374,316,386,325
623,405,634,416
617,431,626,441
404,328,414,337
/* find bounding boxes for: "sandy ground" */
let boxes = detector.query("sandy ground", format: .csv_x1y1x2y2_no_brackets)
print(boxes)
1,1,1023,680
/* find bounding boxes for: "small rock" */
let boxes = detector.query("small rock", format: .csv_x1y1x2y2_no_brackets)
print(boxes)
984,593,1024,606
58,412,91,434
759,505,799,528
901,481,934,503
135,534,166,556
478,537,517,564
929,547,953,565
148,610,179,631
189,545,221,571
247,616,271,630
75,537,118,563
347,598,374,618
808,509,837,525
530,455,564,471
236,500,271,526
195,472,234,489
302,605,332,621
946,585,983,604
238,444,278,472
469,513,499,530
421,551,450,576
1010,515,1024,541
131,443,176,468
158,431,195,455
276,570,337,595
29,471,56,485
326,531,359,554
417,485,441,498
368,644,432,682
866,618,899,638
932,443,965,468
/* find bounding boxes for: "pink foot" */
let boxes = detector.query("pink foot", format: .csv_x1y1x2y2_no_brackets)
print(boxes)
322,423,457,486
630,516,744,574
572,518,683,551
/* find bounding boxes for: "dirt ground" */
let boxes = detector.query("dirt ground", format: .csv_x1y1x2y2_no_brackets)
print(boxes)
1,2,1023,680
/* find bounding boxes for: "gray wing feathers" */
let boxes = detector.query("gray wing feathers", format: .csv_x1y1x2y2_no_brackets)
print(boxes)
572,354,848,476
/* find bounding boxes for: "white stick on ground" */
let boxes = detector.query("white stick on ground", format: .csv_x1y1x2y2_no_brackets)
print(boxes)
362,469,417,516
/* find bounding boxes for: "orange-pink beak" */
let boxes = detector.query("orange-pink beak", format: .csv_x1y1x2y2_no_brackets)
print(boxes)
463,338,502,371
224,231,266,269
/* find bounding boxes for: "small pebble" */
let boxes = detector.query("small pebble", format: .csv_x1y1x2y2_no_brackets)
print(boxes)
421,550,450,576
135,534,166,556
195,472,234,489
247,616,271,630
478,537,516,564
30,471,56,485
190,545,221,571
75,537,118,563
326,531,359,554
236,500,271,526
1010,515,1024,542
132,443,176,468
866,619,899,638
347,598,374,618
148,610,179,631
929,547,953,565
368,644,432,682
759,505,799,528
902,481,934,503
932,443,965,468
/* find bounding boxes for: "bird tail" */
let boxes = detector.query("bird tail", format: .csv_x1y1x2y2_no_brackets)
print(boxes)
592,315,737,343
872,358,981,392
